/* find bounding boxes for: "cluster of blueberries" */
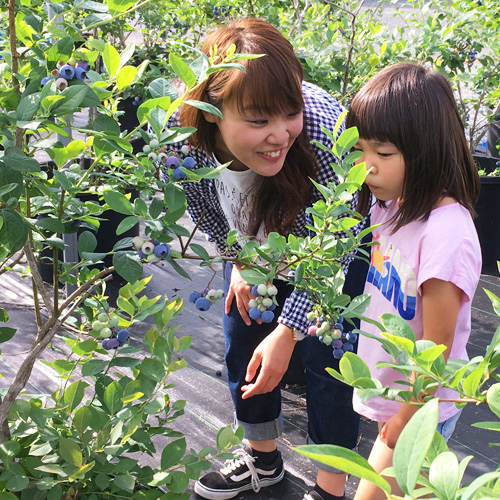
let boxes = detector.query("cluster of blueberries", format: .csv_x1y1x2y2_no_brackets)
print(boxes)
41,60,91,90
132,236,171,264
248,283,278,323
91,313,130,350
307,312,358,359
212,5,232,17
132,97,143,107
143,141,196,180
189,288,225,311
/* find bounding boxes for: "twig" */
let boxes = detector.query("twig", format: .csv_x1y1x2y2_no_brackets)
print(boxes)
180,209,206,256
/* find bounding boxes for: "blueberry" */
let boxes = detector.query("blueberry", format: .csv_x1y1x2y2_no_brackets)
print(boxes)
333,348,344,359
334,322,344,333
117,329,130,342
154,243,171,258
345,332,357,343
189,291,202,303
74,67,87,80
268,303,276,311
76,60,91,72
59,64,75,79
216,370,222,376
332,339,343,349
107,338,120,349
195,297,211,311
249,307,261,320
166,156,180,168
261,310,275,323
41,76,52,87
172,167,187,180
343,342,354,352
251,285,259,297
101,339,110,350
182,156,196,169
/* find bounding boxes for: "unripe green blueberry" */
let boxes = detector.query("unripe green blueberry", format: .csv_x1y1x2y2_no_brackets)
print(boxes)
148,152,158,162
143,144,151,153
92,320,104,331
257,284,268,296
109,316,120,327
262,297,273,307
320,321,330,331
150,139,159,148
132,236,145,249
322,335,333,345
216,289,224,299
147,253,160,263
141,241,155,255
181,144,190,155
258,305,266,312
248,299,258,308
307,311,316,322
98,312,108,323
331,328,342,340
267,284,278,296
101,327,112,338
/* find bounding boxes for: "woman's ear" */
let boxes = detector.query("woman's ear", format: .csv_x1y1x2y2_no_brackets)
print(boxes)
202,110,219,123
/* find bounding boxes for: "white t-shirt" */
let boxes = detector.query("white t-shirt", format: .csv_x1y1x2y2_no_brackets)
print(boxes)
354,200,481,423
214,158,267,245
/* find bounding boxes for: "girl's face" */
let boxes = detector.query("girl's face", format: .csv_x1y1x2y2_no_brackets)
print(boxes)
354,138,405,201
204,100,304,175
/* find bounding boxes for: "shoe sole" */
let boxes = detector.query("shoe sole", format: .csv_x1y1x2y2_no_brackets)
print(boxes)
194,469,285,500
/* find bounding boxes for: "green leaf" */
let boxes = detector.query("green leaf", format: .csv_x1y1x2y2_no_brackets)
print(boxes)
169,54,196,88
183,100,222,119
460,471,500,500
296,444,390,493
81,359,108,377
2,148,40,172
116,216,139,235
393,399,439,495
78,231,97,258
113,251,143,283
138,358,165,383
114,474,136,493
0,327,16,343
73,406,92,435
428,451,459,500
103,44,121,78
59,437,82,467
117,65,138,91
104,380,124,414
337,351,372,383
16,92,40,121
149,78,178,99
487,383,500,418
189,243,210,261
149,197,163,219
0,441,21,466
46,36,74,65
107,0,136,17
50,85,100,115
381,313,416,342
64,380,89,412
161,438,186,470
0,208,28,260
103,191,135,215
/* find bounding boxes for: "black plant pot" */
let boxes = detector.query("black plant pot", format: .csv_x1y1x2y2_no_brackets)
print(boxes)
37,190,140,283
474,176,500,275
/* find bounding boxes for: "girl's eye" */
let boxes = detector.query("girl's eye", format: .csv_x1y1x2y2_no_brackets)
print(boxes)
248,119,267,125
378,152,393,158
288,110,302,118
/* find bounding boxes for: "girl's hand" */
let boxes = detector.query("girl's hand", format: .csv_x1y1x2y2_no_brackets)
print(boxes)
240,324,296,399
225,264,262,326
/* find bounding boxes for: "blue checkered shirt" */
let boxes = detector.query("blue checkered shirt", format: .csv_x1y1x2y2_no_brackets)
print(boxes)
164,81,362,336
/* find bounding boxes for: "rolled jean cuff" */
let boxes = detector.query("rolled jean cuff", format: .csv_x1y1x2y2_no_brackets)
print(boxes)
306,435,356,474
235,413,284,441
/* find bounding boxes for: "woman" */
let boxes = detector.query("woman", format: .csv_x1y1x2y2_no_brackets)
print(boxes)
167,18,366,500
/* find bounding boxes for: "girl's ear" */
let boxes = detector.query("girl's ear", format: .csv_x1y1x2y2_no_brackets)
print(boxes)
202,110,219,123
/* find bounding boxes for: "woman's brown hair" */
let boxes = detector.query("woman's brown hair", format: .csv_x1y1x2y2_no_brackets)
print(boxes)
179,18,318,237
346,62,480,231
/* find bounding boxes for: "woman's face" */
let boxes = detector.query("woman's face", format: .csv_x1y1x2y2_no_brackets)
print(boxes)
206,100,304,175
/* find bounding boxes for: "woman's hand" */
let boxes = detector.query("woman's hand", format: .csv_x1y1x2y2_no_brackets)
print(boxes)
225,264,261,326
240,324,297,399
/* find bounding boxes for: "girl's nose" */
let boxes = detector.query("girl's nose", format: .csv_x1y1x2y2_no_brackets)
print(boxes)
268,120,289,145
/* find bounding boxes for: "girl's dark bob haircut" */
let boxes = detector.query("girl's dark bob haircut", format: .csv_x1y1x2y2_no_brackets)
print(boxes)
346,62,480,231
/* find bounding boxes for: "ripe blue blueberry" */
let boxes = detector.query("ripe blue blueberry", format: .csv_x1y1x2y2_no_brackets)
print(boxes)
251,285,259,297
101,339,110,350
332,339,343,349
261,310,275,323
333,348,344,359
107,338,120,349
59,64,75,79
335,322,344,333
166,156,180,168
249,307,261,320
195,297,211,311
117,329,130,342
345,331,357,344
76,60,90,72
189,291,201,303
41,76,52,86
182,156,196,169
154,243,171,258
74,67,87,80
172,167,187,180
343,342,354,352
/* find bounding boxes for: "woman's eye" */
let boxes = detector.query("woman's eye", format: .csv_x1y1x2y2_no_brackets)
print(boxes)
249,119,267,125
378,152,392,157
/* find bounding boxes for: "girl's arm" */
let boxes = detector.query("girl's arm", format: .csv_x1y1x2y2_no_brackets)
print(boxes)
380,278,462,448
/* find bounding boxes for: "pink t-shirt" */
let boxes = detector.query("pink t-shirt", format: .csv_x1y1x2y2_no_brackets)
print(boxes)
354,200,481,423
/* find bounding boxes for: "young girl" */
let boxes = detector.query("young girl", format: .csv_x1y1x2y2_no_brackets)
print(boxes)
345,62,482,499
166,18,366,500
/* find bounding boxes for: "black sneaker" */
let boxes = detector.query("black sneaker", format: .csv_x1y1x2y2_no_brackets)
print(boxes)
194,444,284,499
303,492,325,500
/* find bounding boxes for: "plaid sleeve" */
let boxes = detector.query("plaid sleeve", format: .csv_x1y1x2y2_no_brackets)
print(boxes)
278,82,366,337
163,113,236,256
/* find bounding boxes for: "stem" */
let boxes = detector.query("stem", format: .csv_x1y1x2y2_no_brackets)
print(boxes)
180,209,206,256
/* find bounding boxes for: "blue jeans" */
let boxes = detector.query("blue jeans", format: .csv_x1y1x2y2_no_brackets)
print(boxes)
437,410,462,442
223,261,363,471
